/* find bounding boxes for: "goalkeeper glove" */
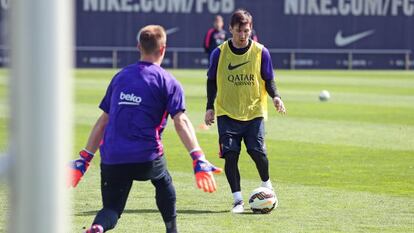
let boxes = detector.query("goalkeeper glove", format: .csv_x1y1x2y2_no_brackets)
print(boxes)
190,149,222,193
68,149,94,188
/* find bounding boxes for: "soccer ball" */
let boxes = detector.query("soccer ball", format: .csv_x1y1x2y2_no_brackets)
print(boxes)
319,90,330,101
248,187,277,214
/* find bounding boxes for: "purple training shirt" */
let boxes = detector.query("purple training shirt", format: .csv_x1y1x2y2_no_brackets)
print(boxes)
99,61,185,164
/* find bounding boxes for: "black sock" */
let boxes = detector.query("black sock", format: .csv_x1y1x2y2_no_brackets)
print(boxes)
224,151,241,193
165,217,178,233
92,208,119,231
151,171,177,232
247,150,269,181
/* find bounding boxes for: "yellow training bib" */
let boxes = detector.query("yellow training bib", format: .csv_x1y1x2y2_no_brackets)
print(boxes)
215,40,267,121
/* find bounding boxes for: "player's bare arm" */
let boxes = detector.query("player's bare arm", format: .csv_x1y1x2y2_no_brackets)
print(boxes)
84,112,109,153
68,112,109,188
173,111,222,193
173,111,201,151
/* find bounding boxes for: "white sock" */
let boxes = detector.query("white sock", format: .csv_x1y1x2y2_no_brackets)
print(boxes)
232,191,243,202
261,179,273,189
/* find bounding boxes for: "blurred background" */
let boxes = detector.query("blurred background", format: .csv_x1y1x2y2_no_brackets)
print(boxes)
2,0,413,70
0,1,413,233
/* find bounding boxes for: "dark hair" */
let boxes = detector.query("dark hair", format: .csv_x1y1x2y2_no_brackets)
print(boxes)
138,25,166,55
230,9,253,28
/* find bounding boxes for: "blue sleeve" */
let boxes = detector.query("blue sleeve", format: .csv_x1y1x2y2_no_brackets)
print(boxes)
261,47,274,81
166,77,186,118
207,48,221,80
99,77,115,113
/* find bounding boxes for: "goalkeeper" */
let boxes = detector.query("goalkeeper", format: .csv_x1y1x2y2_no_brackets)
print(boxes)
69,25,222,233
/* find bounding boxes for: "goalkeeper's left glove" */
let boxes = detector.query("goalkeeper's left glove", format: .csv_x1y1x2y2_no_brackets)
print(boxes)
190,149,222,193
68,149,94,188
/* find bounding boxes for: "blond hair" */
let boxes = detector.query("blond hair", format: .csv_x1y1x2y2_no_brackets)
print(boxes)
138,25,166,55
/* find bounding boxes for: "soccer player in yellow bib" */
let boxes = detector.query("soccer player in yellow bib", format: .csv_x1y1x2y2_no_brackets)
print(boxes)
204,9,286,213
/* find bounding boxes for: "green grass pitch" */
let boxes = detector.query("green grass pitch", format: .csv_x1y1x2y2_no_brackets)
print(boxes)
0,69,413,232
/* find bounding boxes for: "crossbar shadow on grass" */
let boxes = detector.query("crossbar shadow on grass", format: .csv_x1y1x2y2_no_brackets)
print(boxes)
77,208,228,216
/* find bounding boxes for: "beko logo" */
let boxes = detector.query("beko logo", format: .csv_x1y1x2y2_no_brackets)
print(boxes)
119,92,142,105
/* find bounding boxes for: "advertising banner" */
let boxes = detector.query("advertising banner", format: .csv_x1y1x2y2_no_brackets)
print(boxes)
1,0,413,69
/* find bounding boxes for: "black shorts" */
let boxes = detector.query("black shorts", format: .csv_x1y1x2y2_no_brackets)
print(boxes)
100,155,168,182
217,115,267,158
99,156,171,215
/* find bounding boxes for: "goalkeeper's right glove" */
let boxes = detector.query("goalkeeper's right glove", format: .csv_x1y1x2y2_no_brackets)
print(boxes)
68,149,94,188
190,150,222,193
